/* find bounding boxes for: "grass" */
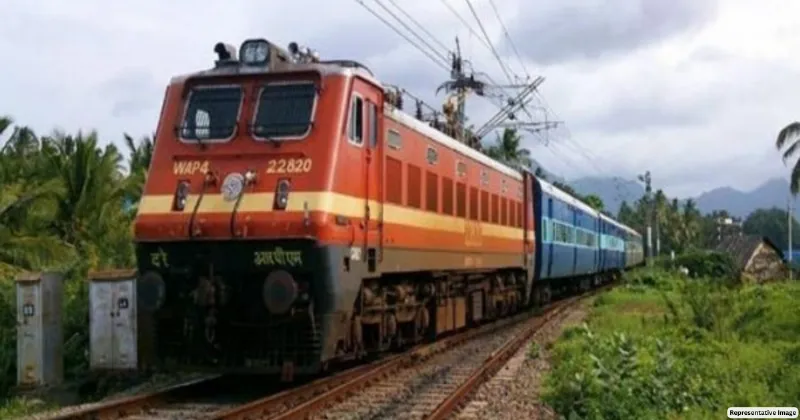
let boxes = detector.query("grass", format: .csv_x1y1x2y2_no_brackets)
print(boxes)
541,267,800,419
0,397,55,419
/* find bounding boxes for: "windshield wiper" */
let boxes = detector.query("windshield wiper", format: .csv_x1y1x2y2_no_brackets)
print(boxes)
251,124,282,148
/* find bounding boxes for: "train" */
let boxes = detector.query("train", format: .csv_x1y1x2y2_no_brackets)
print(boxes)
131,37,644,380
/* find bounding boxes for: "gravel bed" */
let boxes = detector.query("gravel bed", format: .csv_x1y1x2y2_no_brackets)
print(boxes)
457,300,591,420
312,318,535,420
20,372,216,420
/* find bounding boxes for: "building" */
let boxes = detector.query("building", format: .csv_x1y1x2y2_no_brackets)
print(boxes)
715,216,744,242
714,235,788,283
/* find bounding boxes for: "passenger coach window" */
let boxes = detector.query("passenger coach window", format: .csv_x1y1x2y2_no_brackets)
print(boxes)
349,96,364,144
253,82,316,138
180,86,242,141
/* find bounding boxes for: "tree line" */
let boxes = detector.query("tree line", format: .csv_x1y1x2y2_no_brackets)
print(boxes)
0,116,152,276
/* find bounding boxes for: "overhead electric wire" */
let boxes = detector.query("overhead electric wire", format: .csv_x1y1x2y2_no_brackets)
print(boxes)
371,0,451,66
433,0,636,202
354,0,450,72
463,0,515,85
438,0,493,52
487,0,530,82
385,0,451,57
359,0,545,150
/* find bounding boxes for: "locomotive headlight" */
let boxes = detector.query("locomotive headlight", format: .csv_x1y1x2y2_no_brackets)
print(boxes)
221,172,245,202
273,179,291,210
240,39,270,65
173,180,190,211
137,271,166,312
262,270,299,314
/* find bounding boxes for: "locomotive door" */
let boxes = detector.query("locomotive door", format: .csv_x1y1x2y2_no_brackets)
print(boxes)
363,94,383,271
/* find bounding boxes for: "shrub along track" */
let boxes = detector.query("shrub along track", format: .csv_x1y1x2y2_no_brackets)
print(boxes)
212,285,607,420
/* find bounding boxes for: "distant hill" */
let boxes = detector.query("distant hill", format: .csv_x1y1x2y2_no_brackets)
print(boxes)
569,177,644,214
692,178,792,218
567,176,795,219
530,158,567,184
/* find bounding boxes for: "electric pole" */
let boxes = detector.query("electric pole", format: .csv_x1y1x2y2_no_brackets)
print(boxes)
638,171,653,265
655,204,661,257
436,37,486,148
437,38,556,152
789,196,794,281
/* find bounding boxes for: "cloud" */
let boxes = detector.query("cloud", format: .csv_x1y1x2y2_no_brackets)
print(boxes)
506,0,719,65
1,0,800,199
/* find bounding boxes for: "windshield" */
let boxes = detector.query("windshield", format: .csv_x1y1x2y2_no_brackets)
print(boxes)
252,82,316,139
180,86,242,141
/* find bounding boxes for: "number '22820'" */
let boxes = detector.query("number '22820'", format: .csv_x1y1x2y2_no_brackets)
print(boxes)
266,158,312,174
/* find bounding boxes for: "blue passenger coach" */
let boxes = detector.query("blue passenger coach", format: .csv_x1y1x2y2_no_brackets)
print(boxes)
532,177,638,297
622,225,645,268
598,212,627,272
533,178,600,282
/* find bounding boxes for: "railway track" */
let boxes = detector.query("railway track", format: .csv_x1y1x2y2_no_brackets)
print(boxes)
40,286,603,420
39,374,280,420
212,286,604,420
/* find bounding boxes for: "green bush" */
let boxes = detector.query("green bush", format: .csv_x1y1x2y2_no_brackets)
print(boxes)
622,267,676,291
660,250,737,281
544,324,714,419
543,269,800,419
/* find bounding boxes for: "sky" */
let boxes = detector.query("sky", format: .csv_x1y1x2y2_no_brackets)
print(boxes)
1,0,799,198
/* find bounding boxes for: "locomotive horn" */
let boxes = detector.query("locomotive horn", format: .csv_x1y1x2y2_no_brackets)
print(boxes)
214,42,237,61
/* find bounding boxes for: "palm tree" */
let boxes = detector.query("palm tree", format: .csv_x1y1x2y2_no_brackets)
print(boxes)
45,132,127,249
123,133,154,207
484,128,532,170
0,182,75,274
0,118,75,273
775,122,800,193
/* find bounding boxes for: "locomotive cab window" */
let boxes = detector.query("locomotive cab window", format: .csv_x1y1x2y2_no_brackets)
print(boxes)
180,86,243,141
252,82,317,139
349,95,364,145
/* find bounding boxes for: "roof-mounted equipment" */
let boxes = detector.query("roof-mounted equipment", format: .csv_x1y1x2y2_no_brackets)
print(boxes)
288,42,320,64
213,42,238,66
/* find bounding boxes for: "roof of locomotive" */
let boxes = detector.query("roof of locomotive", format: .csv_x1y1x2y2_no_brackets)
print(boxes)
171,59,526,182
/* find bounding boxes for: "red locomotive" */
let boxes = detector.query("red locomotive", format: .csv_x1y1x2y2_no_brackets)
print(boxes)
133,38,545,379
